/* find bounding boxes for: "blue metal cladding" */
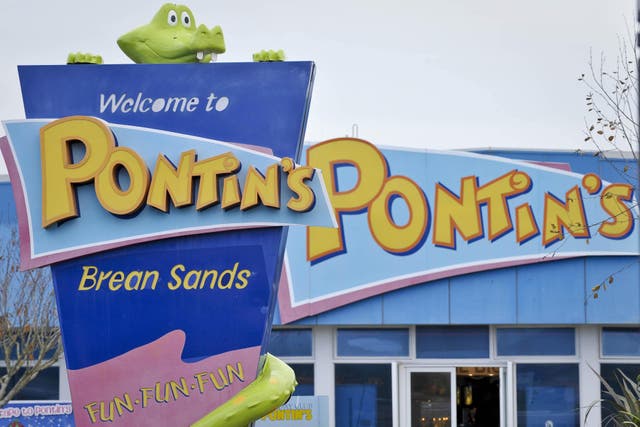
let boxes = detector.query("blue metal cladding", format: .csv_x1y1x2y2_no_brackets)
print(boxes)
273,254,639,326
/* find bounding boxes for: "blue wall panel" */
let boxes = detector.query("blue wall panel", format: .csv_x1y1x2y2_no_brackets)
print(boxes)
450,268,517,324
316,295,384,325
516,259,586,324
586,257,640,324
472,149,635,183
272,304,318,326
382,279,450,324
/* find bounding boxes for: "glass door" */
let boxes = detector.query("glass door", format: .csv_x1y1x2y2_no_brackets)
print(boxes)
404,367,456,427
401,365,507,427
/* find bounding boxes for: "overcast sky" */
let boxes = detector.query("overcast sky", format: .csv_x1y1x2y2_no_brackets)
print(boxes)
0,0,636,174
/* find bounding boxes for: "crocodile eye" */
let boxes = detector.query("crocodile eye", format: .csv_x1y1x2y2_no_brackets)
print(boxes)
181,11,191,28
167,10,178,26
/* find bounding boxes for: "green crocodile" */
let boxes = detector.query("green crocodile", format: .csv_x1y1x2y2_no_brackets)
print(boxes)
67,3,284,64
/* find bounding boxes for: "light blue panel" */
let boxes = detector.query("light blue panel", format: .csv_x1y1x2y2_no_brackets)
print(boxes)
586,257,640,324
602,327,640,355
450,269,516,324
272,304,317,326
337,328,409,356
517,259,586,324
382,279,450,324
316,295,383,325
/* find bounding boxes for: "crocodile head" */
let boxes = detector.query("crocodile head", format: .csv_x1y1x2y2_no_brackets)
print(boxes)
117,4,226,64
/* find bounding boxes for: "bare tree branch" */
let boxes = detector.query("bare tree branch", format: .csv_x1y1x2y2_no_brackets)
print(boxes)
0,228,62,408
579,27,640,301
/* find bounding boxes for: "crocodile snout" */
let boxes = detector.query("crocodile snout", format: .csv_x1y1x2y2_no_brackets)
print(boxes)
193,24,226,55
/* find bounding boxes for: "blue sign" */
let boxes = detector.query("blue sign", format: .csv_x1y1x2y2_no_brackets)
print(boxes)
0,401,74,427
255,396,329,427
1,63,316,426
278,139,639,322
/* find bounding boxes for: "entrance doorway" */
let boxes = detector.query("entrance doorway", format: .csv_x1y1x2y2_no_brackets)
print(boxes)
401,366,503,427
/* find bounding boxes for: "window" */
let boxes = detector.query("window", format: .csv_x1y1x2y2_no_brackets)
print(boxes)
516,364,579,427
335,364,392,427
600,363,640,424
0,367,59,400
497,328,575,356
267,328,312,357
289,363,314,396
602,327,640,356
337,328,409,357
416,326,489,358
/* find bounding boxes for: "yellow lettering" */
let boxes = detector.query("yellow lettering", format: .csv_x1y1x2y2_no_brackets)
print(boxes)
209,371,226,390
79,266,99,290
240,163,280,210
108,271,125,291
183,270,202,290
218,263,238,289
140,387,154,408
368,176,428,253
170,378,190,399
476,170,531,241
235,269,251,289
113,394,134,416
192,152,240,209
515,204,539,243
202,269,219,289
99,401,114,422
226,363,245,383
284,159,316,212
94,147,149,215
543,186,589,246
147,150,196,212
168,264,185,290
433,176,482,248
40,116,114,227
84,402,99,423
598,183,634,238
307,138,388,261
194,372,209,393
221,175,241,209
154,381,170,403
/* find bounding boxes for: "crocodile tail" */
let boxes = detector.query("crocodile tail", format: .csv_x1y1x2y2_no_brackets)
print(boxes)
190,353,297,427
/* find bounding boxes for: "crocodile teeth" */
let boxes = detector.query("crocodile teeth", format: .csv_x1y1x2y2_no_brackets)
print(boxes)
196,51,204,61
211,53,218,63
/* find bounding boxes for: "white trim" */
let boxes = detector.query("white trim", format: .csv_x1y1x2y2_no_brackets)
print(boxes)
399,365,458,427
579,326,602,427
313,326,335,427
506,361,516,427
391,361,399,427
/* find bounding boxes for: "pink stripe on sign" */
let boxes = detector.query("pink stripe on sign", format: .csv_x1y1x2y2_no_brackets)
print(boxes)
67,330,261,426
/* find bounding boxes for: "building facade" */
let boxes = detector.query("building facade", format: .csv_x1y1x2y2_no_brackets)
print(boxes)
265,146,640,427
1,145,639,427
